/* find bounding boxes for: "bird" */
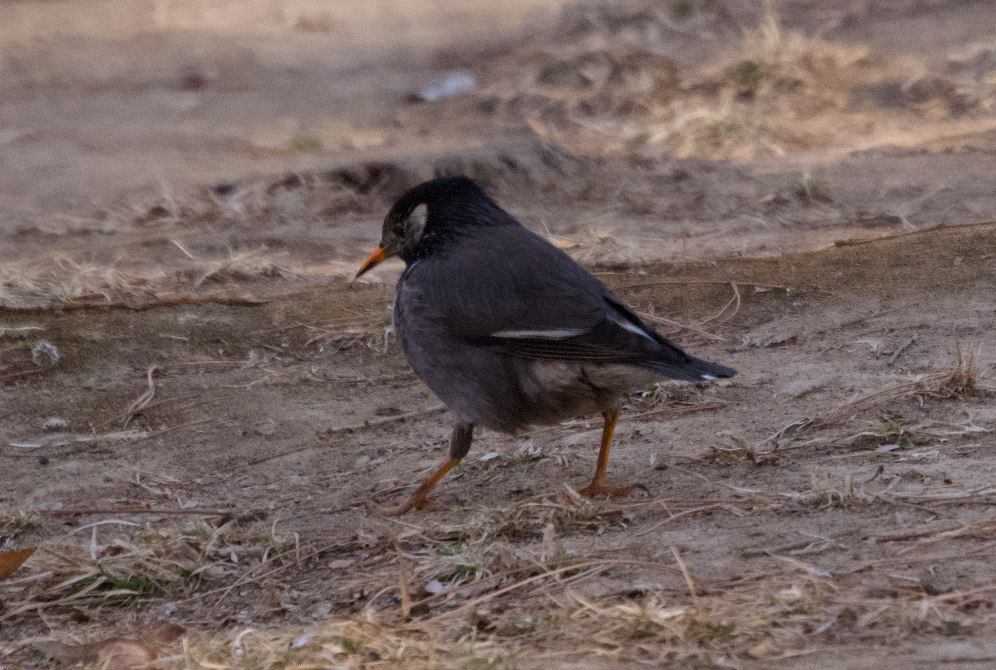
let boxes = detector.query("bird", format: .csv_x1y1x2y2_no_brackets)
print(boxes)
356,177,736,515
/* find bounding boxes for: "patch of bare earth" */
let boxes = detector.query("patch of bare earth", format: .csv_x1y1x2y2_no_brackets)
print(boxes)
4,1,996,668
2,222,996,668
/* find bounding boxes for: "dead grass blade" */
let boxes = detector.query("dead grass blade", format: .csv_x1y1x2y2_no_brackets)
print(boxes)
0,325,44,339
614,279,789,291
637,309,725,341
697,281,741,327
634,281,742,341
669,546,700,612
633,504,726,538
887,333,918,366
834,219,996,247
122,365,161,428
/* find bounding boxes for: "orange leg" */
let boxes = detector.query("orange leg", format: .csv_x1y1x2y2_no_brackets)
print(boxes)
382,423,473,516
381,458,461,516
576,409,646,499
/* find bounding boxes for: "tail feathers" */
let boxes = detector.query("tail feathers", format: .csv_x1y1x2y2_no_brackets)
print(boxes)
638,355,737,383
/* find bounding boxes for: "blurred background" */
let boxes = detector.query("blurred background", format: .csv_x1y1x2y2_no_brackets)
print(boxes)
2,0,995,304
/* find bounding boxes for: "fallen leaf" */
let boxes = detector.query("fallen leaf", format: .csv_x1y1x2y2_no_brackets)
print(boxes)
36,640,151,669
147,623,185,644
34,623,184,670
0,547,36,580
96,641,154,669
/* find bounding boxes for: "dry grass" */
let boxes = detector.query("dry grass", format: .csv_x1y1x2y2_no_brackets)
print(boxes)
0,165,406,309
942,344,989,397
7,488,996,668
18,334,982,664
509,1,994,162
0,520,225,624
170,242,298,287
120,163,411,232
0,242,303,309
166,539,996,668
302,308,395,354
0,255,154,307
820,344,994,426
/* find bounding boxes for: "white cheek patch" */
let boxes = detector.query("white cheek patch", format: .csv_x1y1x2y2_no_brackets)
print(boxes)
404,203,429,243
491,329,586,339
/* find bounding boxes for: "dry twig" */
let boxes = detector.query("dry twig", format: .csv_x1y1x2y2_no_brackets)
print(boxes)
122,366,161,428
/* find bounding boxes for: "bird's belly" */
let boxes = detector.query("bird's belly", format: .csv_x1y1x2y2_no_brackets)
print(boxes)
515,360,660,426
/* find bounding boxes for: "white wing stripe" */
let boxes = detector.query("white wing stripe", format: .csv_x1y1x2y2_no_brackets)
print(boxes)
611,316,657,342
491,329,585,339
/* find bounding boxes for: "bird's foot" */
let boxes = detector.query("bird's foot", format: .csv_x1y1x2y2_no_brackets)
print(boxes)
380,457,464,516
576,482,650,499
380,493,448,517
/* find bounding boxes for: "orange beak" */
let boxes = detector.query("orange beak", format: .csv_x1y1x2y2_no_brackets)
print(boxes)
355,246,387,278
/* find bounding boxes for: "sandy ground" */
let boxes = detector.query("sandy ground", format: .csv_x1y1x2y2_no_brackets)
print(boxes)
3,1,996,668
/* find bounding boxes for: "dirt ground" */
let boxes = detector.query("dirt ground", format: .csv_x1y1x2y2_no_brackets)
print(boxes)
3,1,996,668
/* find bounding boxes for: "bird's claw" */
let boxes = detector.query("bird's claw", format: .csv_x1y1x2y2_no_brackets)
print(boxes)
380,495,447,517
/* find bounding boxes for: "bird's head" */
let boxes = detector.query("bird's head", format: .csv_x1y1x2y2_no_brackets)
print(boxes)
355,199,428,278
355,177,510,278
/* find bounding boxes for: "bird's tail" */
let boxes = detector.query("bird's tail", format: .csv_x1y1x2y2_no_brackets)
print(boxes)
638,356,737,383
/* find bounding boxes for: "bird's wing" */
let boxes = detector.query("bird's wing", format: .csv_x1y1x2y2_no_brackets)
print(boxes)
473,295,689,365
410,226,695,367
